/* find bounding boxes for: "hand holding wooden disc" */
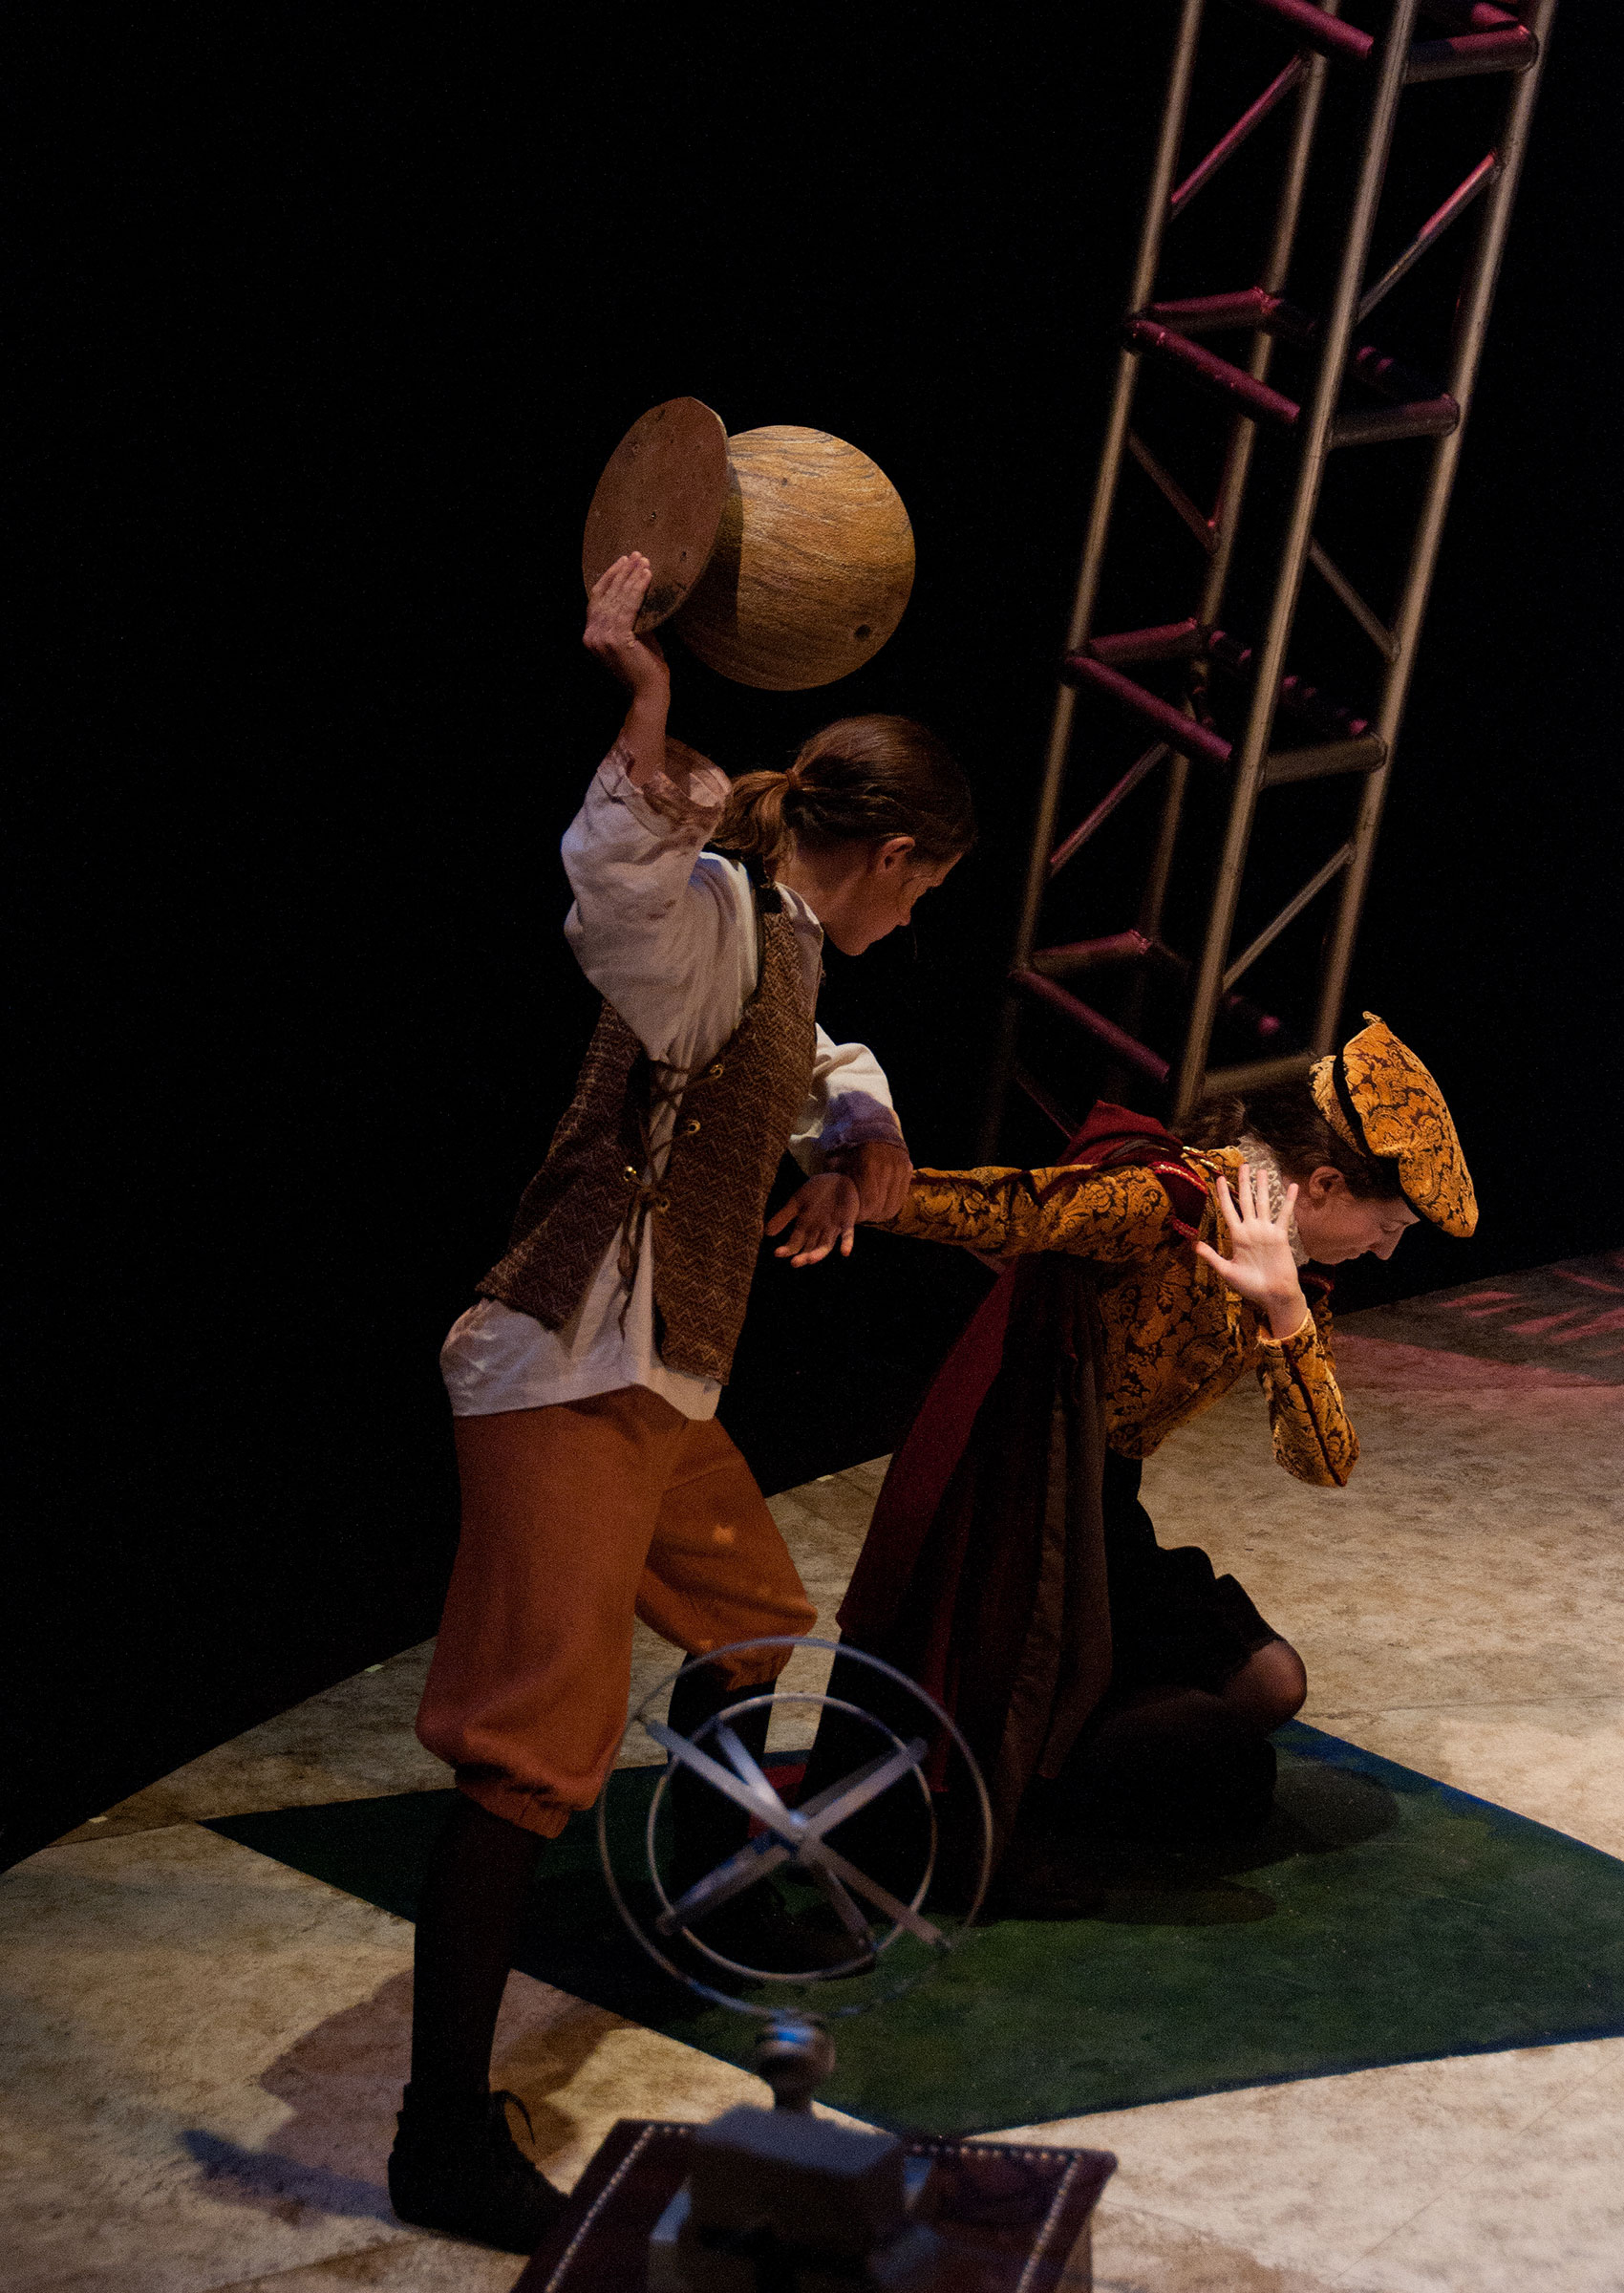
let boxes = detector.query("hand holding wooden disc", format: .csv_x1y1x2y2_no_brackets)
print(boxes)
581,398,731,632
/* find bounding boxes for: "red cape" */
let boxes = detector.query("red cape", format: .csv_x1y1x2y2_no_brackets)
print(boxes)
839,1104,1207,1663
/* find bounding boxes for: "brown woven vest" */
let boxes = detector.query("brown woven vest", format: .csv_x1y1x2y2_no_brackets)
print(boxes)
476,871,816,1385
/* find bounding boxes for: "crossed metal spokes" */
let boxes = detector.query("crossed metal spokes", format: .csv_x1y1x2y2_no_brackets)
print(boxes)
647,1718,946,1951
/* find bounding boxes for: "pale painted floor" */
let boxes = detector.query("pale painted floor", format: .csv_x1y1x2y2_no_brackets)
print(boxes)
6,1270,1624,2293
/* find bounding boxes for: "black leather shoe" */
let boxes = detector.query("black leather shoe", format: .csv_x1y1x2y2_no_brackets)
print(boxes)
388,2086,567,2254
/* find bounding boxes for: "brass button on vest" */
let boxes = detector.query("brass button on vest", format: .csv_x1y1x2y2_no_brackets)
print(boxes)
683,1117,701,1135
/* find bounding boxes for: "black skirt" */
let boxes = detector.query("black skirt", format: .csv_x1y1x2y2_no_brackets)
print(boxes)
1099,1448,1280,1701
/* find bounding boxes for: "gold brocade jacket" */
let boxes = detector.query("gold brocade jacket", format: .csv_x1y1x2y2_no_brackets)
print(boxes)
881,1146,1357,1489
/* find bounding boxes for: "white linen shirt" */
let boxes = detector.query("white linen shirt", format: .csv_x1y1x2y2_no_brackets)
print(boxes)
440,745,906,1422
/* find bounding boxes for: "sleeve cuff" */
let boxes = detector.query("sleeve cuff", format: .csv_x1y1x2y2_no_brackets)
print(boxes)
812,1098,907,1160
1256,1308,1317,1351
598,739,730,841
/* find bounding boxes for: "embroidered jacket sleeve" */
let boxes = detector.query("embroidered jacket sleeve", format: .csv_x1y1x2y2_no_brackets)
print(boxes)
880,1163,1181,1262
1251,1288,1357,1488
885,1161,1358,1487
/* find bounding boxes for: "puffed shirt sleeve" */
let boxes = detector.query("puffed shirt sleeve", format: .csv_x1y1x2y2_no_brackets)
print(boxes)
1252,1290,1358,1488
562,742,907,1158
787,1026,908,1172
560,742,746,1065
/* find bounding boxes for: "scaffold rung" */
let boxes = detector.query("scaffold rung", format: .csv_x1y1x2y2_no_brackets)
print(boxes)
1060,654,1233,767
1407,28,1536,80
1351,343,1450,407
1241,0,1374,66
1418,3,1521,32
1033,931,1161,979
1264,736,1388,786
1141,288,1314,341
1124,319,1302,429
1009,970,1171,1085
1331,396,1460,447
1086,620,1204,667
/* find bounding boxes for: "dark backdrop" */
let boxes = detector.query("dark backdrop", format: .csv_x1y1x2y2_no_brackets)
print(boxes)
11,5,1620,1867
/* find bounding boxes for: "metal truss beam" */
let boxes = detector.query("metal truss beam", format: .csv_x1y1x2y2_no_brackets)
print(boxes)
982,0,1555,1153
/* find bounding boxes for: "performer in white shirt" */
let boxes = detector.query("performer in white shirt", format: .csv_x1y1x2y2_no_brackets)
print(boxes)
390,552,976,2253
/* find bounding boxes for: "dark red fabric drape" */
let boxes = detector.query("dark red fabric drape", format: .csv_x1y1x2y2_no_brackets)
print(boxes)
836,1105,1208,1854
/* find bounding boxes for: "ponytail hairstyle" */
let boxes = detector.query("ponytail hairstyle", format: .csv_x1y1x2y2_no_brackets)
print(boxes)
715,714,977,875
1177,1079,1404,1200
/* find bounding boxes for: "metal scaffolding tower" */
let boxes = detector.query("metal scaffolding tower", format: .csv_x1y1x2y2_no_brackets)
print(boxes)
981,0,1555,1155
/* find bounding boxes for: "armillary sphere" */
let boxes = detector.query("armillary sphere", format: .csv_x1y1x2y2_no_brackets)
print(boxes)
597,1637,992,2020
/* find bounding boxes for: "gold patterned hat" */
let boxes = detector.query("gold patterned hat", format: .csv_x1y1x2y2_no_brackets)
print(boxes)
1309,1014,1477,1237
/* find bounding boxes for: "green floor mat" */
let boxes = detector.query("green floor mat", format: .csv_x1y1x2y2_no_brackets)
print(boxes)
208,1723,1624,2136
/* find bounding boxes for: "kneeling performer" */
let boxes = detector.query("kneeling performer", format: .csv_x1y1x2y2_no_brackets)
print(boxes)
817,1017,1474,1911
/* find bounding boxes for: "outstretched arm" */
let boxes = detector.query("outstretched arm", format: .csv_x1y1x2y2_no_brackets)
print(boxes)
582,552,673,788
872,1161,1180,1264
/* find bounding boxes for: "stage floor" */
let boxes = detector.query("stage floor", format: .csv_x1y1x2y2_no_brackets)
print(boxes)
5,1254,1622,2291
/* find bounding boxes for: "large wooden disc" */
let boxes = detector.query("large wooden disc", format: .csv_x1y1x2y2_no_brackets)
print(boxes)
673,426,915,691
581,398,730,631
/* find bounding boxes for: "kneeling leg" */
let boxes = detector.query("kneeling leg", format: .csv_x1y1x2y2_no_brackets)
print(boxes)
1066,1686,1277,1845
1222,1637,1307,1734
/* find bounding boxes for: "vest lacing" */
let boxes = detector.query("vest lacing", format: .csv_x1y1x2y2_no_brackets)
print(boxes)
614,1054,695,1331
613,860,782,1335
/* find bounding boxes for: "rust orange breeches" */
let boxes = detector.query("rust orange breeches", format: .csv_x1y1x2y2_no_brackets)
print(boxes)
416,1385,815,1837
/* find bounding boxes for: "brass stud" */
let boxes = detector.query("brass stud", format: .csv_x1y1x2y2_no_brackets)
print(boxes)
684,1117,702,1135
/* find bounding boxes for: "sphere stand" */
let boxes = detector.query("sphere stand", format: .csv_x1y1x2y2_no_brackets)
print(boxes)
514,1643,1116,2290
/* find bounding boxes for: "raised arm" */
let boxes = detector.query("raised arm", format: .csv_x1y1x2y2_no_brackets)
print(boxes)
581,553,673,787
565,559,748,1064
1196,1165,1357,1487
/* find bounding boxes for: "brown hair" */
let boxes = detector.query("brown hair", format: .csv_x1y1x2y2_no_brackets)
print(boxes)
1176,1080,1403,1199
715,714,977,874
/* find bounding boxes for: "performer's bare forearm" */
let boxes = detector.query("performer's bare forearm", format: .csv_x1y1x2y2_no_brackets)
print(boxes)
582,551,675,787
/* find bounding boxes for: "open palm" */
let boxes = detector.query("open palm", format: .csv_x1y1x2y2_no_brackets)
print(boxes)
1195,1165,1306,1335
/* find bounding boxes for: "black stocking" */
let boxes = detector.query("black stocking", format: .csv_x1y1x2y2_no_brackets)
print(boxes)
665,1660,773,1897
408,1792,545,2112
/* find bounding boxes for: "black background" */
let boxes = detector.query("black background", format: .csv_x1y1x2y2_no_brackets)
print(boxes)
11,5,1620,1867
